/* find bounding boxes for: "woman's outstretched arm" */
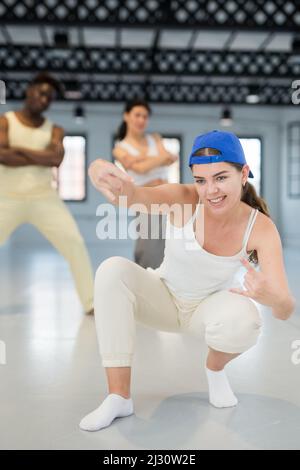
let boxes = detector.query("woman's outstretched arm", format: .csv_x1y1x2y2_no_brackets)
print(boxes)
88,158,195,214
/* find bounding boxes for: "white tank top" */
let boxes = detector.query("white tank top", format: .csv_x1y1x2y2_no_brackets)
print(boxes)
116,134,169,186
152,203,259,302
0,111,53,195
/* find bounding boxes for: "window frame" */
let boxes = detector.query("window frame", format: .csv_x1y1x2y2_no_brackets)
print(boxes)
238,134,263,197
161,133,183,184
287,122,300,199
56,133,88,203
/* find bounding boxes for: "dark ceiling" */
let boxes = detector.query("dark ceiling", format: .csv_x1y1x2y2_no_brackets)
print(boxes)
0,0,299,105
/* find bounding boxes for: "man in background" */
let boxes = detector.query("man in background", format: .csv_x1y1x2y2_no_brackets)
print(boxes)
0,73,94,314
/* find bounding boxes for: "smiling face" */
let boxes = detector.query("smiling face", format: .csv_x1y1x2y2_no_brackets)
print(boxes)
124,105,149,135
192,161,250,212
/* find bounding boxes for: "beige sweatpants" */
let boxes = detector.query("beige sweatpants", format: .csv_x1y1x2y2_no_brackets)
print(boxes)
94,256,262,367
0,190,94,312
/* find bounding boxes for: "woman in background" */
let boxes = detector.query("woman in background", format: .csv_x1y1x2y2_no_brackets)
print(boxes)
112,99,178,269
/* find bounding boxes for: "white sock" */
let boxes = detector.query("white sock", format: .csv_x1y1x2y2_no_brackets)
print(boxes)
205,367,238,408
79,394,134,431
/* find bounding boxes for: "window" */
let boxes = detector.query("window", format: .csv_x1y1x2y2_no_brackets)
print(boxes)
287,123,300,198
239,137,262,196
161,135,181,183
52,135,87,201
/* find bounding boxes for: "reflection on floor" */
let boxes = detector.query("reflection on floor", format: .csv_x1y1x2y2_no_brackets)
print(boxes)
0,245,299,450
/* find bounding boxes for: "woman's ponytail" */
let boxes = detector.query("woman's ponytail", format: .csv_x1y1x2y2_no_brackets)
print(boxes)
116,121,127,141
241,181,270,217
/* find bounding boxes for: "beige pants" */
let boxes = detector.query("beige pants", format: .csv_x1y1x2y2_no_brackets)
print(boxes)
94,256,262,367
0,190,94,312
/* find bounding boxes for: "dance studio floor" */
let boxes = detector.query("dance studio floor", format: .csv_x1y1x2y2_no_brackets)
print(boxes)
0,244,299,450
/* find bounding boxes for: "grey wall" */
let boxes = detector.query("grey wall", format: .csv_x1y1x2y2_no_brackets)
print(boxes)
1,101,299,260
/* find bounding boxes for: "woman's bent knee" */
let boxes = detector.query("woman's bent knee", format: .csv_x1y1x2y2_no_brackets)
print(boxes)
205,292,262,353
95,256,133,286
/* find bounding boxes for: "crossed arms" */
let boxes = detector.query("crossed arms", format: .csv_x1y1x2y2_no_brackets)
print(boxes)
112,133,177,174
0,115,64,167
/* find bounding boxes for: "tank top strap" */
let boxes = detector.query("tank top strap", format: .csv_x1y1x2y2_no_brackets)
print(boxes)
5,111,52,132
166,200,201,231
189,204,257,244
192,201,203,222
242,208,258,247
5,111,18,124
42,118,53,132
185,201,203,236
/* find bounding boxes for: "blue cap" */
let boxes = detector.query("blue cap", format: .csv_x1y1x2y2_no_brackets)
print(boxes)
188,130,254,178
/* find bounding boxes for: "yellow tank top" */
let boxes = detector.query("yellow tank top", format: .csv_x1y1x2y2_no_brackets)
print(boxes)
0,111,53,196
